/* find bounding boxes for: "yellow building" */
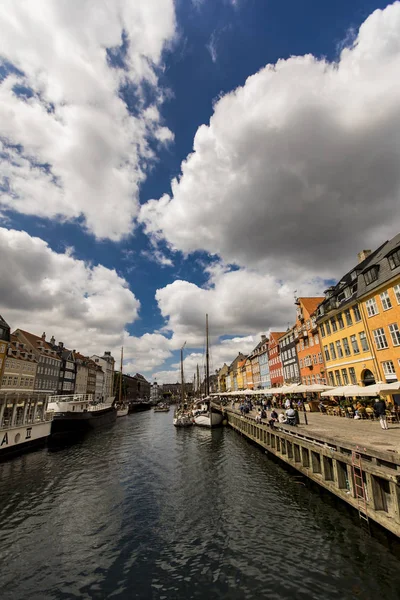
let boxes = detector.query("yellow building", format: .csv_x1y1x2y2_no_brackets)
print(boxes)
357,236,400,385
1,335,38,392
316,249,381,387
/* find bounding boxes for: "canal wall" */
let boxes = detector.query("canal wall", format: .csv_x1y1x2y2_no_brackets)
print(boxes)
216,405,400,537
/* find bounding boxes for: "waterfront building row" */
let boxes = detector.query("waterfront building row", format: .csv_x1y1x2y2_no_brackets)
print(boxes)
0,322,116,401
216,233,400,397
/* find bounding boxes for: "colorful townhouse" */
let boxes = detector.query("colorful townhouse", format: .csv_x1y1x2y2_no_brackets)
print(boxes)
217,363,228,392
245,356,254,389
268,332,285,387
356,234,400,387
250,342,262,389
236,358,246,390
1,335,38,392
280,326,300,383
258,335,270,389
315,248,382,388
294,298,325,385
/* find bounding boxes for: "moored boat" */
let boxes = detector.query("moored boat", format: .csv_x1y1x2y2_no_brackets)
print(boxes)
47,394,116,436
193,398,223,427
173,412,193,427
117,405,129,417
154,402,170,412
0,391,53,460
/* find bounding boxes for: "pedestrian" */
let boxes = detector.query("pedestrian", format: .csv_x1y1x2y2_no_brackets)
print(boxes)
284,397,291,409
374,397,388,430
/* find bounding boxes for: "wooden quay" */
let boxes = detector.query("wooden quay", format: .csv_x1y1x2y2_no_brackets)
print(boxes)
213,403,400,537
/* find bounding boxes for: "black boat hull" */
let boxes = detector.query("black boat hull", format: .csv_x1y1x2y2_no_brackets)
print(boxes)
50,407,117,436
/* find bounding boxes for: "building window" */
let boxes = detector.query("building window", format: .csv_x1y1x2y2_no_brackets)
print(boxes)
349,367,357,385
309,337,314,347
393,284,400,305
359,331,369,352
364,266,379,285
373,328,389,350
353,305,361,322
366,298,379,317
328,372,335,386
389,323,400,347
380,291,392,311
329,343,337,360
334,370,342,386
382,361,396,379
388,248,400,270
342,338,351,356
344,309,353,326
318,352,323,364
341,369,349,385
337,313,344,329
350,335,360,354
330,318,337,332
325,320,331,335
314,334,319,345
306,376,311,385
320,323,326,337
306,319,310,330
335,340,343,358
313,354,318,365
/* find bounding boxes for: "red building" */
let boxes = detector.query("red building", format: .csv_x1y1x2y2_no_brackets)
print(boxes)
268,332,285,387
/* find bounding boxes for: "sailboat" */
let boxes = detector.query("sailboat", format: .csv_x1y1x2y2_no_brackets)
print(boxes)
193,314,223,428
116,347,129,417
173,341,193,427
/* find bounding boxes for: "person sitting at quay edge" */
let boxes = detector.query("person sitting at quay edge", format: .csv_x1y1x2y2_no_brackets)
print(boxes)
285,407,296,426
374,397,388,430
278,412,287,424
269,409,279,428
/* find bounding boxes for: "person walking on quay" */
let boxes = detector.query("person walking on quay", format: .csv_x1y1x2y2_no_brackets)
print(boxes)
374,397,388,430
284,397,291,410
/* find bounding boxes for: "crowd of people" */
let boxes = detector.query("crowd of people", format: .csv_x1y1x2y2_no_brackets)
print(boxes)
233,396,302,428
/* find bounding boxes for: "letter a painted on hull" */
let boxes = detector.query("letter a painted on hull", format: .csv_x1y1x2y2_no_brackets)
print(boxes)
1,432,8,446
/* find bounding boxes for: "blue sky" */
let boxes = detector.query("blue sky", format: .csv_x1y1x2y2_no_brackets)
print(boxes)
0,0,399,382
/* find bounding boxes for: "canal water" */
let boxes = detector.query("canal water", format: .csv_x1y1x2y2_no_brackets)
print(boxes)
1,411,400,600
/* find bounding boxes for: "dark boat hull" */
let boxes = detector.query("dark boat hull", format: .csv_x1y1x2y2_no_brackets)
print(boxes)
50,407,117,436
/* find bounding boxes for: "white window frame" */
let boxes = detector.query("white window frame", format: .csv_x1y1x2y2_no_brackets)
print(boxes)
394,284,400,305
373,328,389,350
366,298,379,317
389,323,400,347
380,291,392,311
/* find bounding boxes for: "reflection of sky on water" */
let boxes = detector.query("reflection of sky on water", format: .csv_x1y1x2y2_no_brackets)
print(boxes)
1,411,400,600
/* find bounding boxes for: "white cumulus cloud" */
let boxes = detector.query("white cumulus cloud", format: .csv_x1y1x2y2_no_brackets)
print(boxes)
140,2,400,279
0,0,176,240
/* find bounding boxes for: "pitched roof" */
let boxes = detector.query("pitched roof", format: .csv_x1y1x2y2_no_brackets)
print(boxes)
16,329,58,355
269,331,286,343
298,297,324,316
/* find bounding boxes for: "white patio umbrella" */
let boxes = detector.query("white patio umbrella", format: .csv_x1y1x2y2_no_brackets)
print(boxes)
365,381,400,395
321,385,378,397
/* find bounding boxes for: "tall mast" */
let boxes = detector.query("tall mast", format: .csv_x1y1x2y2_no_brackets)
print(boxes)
180,341,186,407
206,313,210,397
119,346,123,405
196,364,200,396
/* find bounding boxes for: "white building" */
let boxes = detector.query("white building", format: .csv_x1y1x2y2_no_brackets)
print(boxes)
94,364,104,402
91,352,115,401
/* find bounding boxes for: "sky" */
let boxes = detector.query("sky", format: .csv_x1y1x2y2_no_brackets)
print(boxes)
1,0,400,384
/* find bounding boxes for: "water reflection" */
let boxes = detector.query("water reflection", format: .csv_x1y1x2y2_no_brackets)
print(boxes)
1,411,400,600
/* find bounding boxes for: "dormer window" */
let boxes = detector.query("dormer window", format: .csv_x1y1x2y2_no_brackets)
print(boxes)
363,266,379,285
388,248,400,270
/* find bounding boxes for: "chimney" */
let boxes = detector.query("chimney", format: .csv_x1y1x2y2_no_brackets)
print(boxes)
357,249,371,264
41,332,46,340
261,335,266,341
58,341,64,349
50,336,55,345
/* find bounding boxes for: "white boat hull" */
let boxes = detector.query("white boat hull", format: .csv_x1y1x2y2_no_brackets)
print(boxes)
173,415,193,427
0,421,52,458
194,412,223,427
117,407,129,417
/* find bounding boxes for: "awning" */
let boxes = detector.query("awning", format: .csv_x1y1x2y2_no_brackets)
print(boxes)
321,384,378,397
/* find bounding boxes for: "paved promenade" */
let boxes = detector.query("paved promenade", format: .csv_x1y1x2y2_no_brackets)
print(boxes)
223,405,400,455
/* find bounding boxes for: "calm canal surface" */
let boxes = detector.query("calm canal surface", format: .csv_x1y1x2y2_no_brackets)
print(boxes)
1,411,400,600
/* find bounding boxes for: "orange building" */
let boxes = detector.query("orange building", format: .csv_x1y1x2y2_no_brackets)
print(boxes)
294,297,325,385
